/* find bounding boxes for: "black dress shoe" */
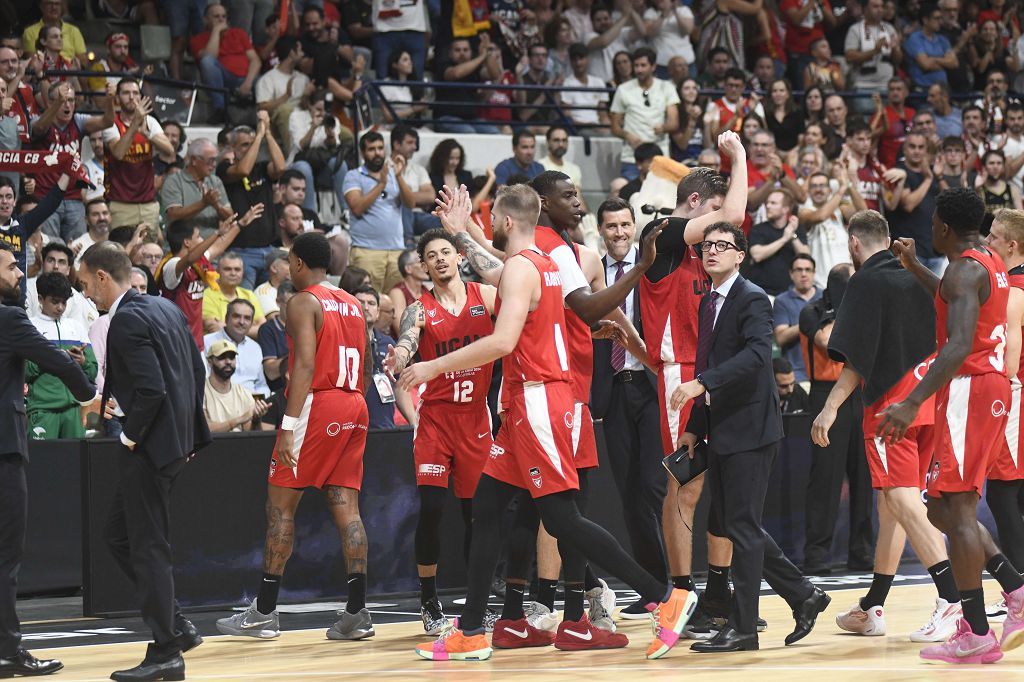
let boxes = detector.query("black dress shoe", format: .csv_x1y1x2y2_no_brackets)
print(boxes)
0,649,63,676
690,625,758,652
786,587,831,645
110,655,184,681
175,618,203,653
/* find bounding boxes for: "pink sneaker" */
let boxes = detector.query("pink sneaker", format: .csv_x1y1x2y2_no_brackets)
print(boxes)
920,619,1003,664
1001,585,1024,652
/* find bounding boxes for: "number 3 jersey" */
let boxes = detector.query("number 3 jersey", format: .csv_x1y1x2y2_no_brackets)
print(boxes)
292,283,367,394
935,247,1010,377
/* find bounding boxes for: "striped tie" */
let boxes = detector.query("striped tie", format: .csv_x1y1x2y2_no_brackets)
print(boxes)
611,261,627,372
694,291,719,376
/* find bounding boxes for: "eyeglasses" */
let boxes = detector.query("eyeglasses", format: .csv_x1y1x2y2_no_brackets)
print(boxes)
700,240,739,253
643,89,650,107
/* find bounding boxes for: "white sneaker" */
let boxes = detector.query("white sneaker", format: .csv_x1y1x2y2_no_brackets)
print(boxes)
987,597,1008,624
909,597,962,642
525,602,560,633
585,579,617,632
835,603,886,636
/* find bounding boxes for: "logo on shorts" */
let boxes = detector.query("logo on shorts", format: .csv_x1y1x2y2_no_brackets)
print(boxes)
490,443,505,459
529,466,543,489
418,463,446,476
993,400,1007,417
564,412,574,429
269,457,277,477
469,305,486,317
326,422,341,436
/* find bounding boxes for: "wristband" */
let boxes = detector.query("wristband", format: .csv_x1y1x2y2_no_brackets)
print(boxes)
281,415,298,431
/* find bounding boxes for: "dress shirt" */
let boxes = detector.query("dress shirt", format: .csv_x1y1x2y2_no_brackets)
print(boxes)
604,246,642,371
106,289,133,445
711,270,740,328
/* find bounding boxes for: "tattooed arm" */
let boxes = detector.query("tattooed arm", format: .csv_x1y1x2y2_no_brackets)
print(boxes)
453,232,504,286
384,300,425,376
436,183,505,285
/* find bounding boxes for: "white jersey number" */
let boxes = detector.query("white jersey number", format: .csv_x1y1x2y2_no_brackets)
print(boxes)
990,324,1007,373
337,346,361,390
453,380,474,403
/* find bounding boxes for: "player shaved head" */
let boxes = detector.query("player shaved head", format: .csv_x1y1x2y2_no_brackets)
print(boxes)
492,184,542,250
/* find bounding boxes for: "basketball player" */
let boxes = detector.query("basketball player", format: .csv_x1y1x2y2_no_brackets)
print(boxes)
216,232,374,641
382,229,497,635
879,188,1024,663
401,184,694,662
810,211,962,641
982,208,1024,622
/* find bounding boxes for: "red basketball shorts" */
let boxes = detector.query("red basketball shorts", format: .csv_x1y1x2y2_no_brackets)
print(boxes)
571,401,598,470
990,378,1024,481
865,425,935,489
414,401,493,498
269,390,368,490
657,362,696,455
484,381,579,498
928,373,1011,497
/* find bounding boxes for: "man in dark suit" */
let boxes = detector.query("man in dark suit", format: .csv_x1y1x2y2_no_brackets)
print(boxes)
77,242,211,682
0,241,95,677
590,198,668,583
674,222,829,652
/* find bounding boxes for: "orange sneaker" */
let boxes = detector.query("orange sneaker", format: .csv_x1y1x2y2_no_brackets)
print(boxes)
645,588,698,660
414,619,492,661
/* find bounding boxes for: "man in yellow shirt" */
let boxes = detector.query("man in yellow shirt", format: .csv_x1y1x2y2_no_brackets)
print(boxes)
22,0,88,64
201,252,264,337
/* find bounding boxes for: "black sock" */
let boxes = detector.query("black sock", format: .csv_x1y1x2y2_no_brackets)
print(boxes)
346,573,366,614
538,578,558,611
927,561,960,604
672,575,696,592
502,581,526,621
859,573,895,610
564,583,585,622
419,576,437,605
960,588,989,635
256,573,281,614
986,553,1024,593
706,565,730,601
584,565,601,592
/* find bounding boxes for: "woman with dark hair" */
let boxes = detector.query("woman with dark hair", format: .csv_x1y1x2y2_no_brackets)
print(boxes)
969,19,1012,86
378,50,428,124
802,85,826,127
609,49,634,88
765,78,803,152
28,24,79,97
428,139,495,214
543,17,573,80
671,77,708,162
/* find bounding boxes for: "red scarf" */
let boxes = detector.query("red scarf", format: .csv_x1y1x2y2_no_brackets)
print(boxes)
0,149,93,188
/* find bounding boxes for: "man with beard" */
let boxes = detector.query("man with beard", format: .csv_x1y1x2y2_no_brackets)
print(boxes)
71,199,111,265
383,229,498,634
204,339,261,432
0,240,94,678
88,32,146,101
102,79,174,231
0,47,36,147
540,126,588,213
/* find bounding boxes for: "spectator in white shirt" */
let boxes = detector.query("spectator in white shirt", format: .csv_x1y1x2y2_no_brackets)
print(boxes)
643,0,696,77
204,338,266,432
609,47,680,180
586,2,644,84
562,42,610,135
390,123,439,239
255,35,313,148
26,243,98,329
71,199,111,266
540,125,588,212
254,249,288,316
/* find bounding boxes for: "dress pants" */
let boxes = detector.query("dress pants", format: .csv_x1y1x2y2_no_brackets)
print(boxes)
603,373,669,581
0,454,27,657
804,383,874,569
705,444,813,634
105,449,185,659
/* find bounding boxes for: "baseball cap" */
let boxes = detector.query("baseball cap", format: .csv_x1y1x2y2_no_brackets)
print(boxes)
207,339,238,358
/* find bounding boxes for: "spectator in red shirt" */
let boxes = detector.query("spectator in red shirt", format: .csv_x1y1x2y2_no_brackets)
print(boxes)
871,76,915,169
190,2,261,119
747,129,804,214
1,47,38,146
781,0,837,85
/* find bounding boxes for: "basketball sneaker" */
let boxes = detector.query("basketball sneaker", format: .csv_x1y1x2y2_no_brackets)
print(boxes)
554,615,629,651
835,603,886,636
215,599,280,639
326,608,375,640
586,579,616,632
525,602,560,633
645,588,698,660
491,617,556,649
919,619,1003,664
414,618,492,661
999,584,1024,651
987,598,1008,624
683,604,720,640
421,599,449,636
483,607,498,633
910,598,962,643
618,598,651,620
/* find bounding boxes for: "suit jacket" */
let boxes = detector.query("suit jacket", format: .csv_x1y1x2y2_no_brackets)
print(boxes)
685,275,784,455
104,290,211,468
591,253,656,419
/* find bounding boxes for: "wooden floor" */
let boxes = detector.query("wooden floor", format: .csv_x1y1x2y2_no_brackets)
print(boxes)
41,582,1024,682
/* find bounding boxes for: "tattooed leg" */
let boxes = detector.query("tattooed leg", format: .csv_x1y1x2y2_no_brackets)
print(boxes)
263,485,304,574
327,485,367,574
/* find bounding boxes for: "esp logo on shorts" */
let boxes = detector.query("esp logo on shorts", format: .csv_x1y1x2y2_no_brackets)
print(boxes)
489,443,505,459
418,463,446,476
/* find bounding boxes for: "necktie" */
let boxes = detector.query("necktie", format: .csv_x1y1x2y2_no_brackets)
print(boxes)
694,291,719,376
611,261,627,372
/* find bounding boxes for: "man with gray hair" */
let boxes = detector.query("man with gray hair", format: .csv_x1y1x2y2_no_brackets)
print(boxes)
160,138,234,234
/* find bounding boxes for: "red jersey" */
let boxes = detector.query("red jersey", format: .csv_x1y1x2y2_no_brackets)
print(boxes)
863,354,937,434
781,0,831,54
1010,263,1024,382
30,115,87,201
534,226,594,403
878,105,915,169
640,242,709,369
5,83,38,143
291,284,366,393
104,114,157,203
417,282,495,405
936,247,1010,376
497,248,570,392
159,255,211,349
856,157,884,212
189,28,254,77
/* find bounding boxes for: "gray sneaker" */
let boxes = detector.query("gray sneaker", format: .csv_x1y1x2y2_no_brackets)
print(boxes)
216,599,280,639
327,608,375,640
